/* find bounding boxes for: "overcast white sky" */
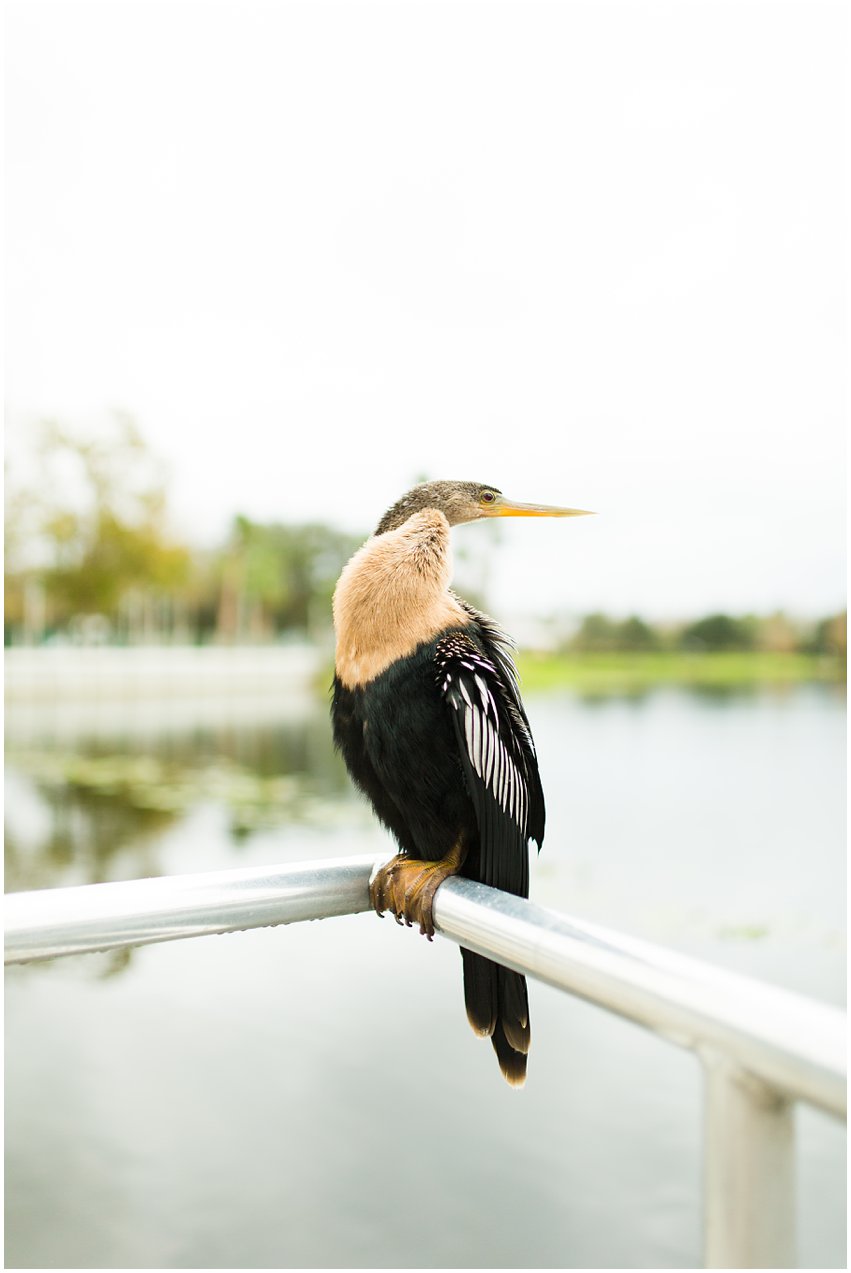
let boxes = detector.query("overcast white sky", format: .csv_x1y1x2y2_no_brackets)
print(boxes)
5,0,846,620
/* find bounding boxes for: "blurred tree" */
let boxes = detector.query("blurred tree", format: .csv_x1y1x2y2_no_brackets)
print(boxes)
806,612,847,660
679,613,756,652
571,612,661,652
572,612,619,652
5,416,190,643
618,615,661,651
755,611,800,653
215,516,361,641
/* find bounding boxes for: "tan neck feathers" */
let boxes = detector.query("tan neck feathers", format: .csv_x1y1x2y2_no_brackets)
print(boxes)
333,510,466,688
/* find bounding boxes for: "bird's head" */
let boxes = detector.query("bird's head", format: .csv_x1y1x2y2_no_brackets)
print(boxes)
375,480,593,535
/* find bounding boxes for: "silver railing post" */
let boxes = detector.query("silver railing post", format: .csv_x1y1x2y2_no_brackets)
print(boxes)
703,1053,795,1268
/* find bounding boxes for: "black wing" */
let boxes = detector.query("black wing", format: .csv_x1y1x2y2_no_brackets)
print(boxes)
452,594,542,760
435,629,544,899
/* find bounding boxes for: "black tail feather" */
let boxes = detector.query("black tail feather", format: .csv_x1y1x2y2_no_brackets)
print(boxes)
461,948,530,1086
492,1016,528,1087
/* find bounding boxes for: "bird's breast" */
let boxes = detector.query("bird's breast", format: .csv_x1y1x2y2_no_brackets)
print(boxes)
334,592,467,689
332,526,466,689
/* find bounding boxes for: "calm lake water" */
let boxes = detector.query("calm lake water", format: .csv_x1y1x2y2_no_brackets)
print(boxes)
4,681,846,1269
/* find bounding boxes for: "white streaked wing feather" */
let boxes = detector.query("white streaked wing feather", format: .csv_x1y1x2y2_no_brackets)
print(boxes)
471,703,482,776
438,634,534,840
464,711,475,768
484,715,495,787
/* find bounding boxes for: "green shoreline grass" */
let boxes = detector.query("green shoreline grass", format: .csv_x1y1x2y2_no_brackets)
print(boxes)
514,650,846,693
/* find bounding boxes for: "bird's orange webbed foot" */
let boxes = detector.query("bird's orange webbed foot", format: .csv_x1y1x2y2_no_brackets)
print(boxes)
369,842,466,939
369,854,413,925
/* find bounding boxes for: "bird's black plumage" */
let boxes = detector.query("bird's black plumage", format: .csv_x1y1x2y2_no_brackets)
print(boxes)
332,613,543,877
332,608,544,1084
331,479,587,1084
332,629,479,864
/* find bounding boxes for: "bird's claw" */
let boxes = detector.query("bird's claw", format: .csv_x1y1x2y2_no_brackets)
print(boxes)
369,853,458,939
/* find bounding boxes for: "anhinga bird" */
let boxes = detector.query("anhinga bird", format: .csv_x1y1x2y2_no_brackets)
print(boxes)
331,481,591,1085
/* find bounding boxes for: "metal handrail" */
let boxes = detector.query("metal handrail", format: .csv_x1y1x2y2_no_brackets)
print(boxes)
4,855,846,1268
4,855,376,963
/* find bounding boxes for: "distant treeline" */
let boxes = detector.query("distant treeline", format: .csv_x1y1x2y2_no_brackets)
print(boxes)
4,417,846,659
566,611,846,658
4,417,360,645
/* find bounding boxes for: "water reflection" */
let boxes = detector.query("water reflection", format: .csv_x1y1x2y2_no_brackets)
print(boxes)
5,772,176,893
5,692,360,896
4,681,846,1268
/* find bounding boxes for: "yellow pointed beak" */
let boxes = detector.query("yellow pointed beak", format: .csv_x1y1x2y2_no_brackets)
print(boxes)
489,497,596,518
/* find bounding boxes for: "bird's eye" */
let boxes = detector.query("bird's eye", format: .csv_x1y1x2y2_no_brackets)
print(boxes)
481,490,497,504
